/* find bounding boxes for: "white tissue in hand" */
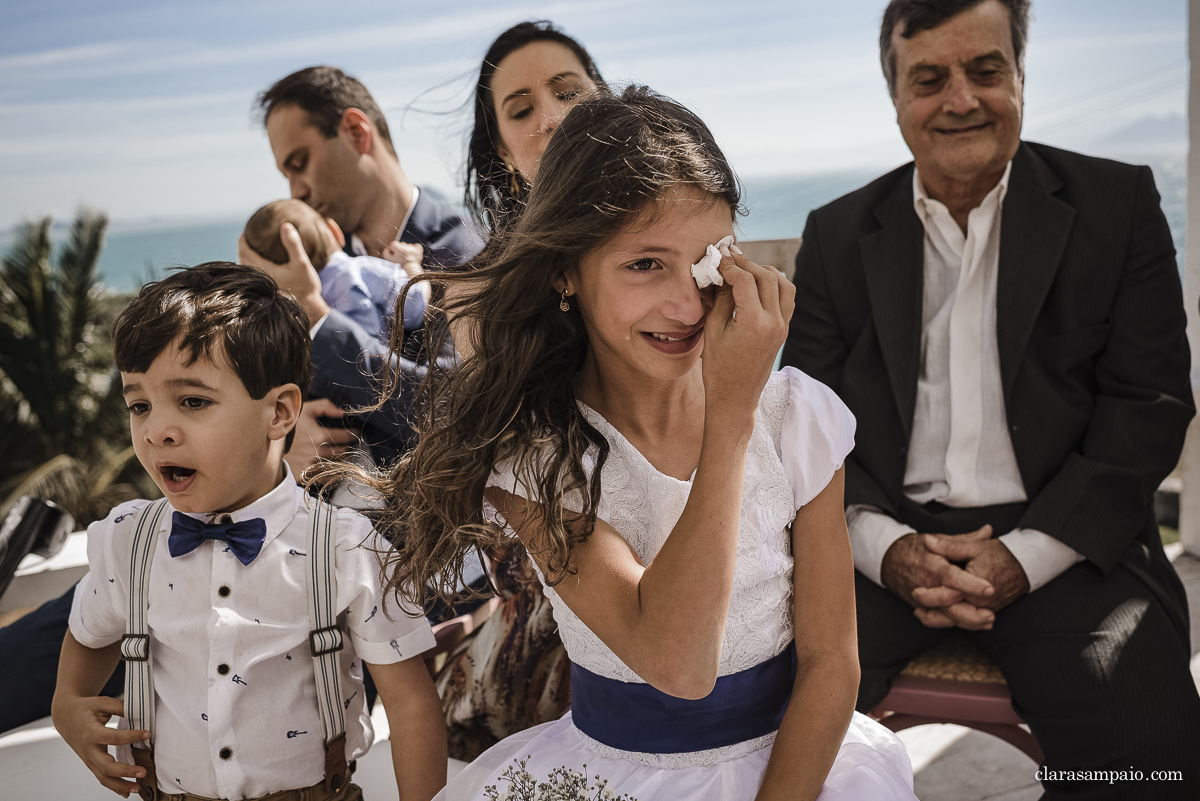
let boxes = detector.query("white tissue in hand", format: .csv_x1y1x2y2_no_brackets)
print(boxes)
690,235,737,289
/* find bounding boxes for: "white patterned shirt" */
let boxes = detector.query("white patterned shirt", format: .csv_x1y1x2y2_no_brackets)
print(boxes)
69,467,434,800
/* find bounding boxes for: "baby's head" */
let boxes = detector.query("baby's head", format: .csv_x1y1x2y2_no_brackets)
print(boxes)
112,262,312,514
243,199,341,270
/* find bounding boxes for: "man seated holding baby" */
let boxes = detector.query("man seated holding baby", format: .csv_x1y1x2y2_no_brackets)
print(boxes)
243,198,428,345
240,66,483,469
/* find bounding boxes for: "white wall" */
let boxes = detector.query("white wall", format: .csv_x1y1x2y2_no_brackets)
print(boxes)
1181,0,1200,555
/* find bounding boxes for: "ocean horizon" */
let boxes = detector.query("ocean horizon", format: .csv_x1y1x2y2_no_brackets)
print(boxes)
1,156,1185,294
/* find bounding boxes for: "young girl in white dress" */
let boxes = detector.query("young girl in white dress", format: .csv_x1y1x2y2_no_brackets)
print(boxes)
367,85,918,801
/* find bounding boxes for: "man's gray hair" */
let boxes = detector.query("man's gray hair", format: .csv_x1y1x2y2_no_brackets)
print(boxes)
880,0,1032,97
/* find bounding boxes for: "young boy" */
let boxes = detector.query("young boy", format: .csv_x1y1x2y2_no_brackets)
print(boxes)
51,262,446,801
243,199,428,343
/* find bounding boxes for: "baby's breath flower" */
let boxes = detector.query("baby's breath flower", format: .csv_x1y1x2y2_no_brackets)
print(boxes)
482,758,638,801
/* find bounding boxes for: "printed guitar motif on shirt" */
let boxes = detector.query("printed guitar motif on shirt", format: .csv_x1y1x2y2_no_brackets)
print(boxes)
65,479,436,798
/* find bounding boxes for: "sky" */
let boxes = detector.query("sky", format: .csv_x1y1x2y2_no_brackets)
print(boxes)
0,0,1188,230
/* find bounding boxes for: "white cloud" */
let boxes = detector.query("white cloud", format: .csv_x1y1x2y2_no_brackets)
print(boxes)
0,41,133,71
0,2,630,90
0,0,1187,229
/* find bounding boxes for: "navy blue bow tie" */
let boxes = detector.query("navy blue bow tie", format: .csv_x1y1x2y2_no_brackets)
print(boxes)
168,512,267,566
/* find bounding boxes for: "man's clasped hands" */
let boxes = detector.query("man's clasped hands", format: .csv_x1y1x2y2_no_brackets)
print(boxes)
882,527,1031,631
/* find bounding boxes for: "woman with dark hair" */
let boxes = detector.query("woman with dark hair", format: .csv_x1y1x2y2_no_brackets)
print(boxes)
428,21,608,761
464,20,606,232
371,85,917,800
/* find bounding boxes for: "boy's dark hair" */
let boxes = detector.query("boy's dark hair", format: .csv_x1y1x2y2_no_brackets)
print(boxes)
244,199,332,269
255,66,396,157
880,0,1031,96
112,262,312,450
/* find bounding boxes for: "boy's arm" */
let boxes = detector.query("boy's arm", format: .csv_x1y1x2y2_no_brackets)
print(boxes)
365,657,447,801
52,630,150,798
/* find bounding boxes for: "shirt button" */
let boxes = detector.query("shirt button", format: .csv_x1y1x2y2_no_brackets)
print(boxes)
219,747,232,760
217,664,229,675
218,586,230,597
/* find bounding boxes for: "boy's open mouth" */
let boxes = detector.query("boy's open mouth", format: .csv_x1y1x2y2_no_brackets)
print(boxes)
157,464,198,492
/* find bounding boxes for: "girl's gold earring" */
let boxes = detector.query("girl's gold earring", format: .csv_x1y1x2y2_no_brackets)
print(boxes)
559,290,570,312
509,165,522,196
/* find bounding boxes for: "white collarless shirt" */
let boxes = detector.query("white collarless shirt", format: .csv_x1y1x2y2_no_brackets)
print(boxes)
69,467,434,800
846,164,1083,592
348,186,419,259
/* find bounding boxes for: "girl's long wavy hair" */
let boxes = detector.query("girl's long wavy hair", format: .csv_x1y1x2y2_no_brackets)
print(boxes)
465,20,608,233
347,85,742,611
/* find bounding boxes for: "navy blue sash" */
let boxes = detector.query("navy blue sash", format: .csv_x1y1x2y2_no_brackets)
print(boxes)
570,642,796,753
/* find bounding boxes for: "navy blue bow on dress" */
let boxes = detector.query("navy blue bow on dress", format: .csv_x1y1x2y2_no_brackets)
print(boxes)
168,512,267,566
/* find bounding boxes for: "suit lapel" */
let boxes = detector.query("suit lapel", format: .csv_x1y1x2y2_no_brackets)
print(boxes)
398,187,431,248
996,144,1075,400
860,168,925,438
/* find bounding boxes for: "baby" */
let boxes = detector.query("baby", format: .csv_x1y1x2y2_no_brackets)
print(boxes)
243,199,428,341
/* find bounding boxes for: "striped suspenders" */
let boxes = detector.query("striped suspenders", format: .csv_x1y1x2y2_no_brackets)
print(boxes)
120,498,169,801
306,498,350,793
119,497,350,798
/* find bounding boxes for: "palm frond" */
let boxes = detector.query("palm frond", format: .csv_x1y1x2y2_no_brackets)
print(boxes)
58,208,107,362
0,212,121,453
0,217,67,438
76,368,131,462
0,454,86,525
0,369,47,472
1,217,56,346
89,445,139,499
0,208,146,527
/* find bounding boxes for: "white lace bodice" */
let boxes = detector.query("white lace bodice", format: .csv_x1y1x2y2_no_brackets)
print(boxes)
487,368,856,684
484,369,855,766
559,382,796,682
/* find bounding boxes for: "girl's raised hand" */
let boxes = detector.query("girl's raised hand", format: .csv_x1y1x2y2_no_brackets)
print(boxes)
701,249,795,419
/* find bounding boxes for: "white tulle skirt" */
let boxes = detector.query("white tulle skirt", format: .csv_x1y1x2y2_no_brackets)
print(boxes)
437,710,916,801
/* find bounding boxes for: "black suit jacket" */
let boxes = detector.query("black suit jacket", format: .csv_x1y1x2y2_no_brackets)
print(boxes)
782,142,1193,628
340,185,484,269
318,187,480,462
309,308,426,465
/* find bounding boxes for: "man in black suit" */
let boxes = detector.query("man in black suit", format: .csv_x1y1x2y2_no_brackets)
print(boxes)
782,0,1200,796
251,65,478,268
